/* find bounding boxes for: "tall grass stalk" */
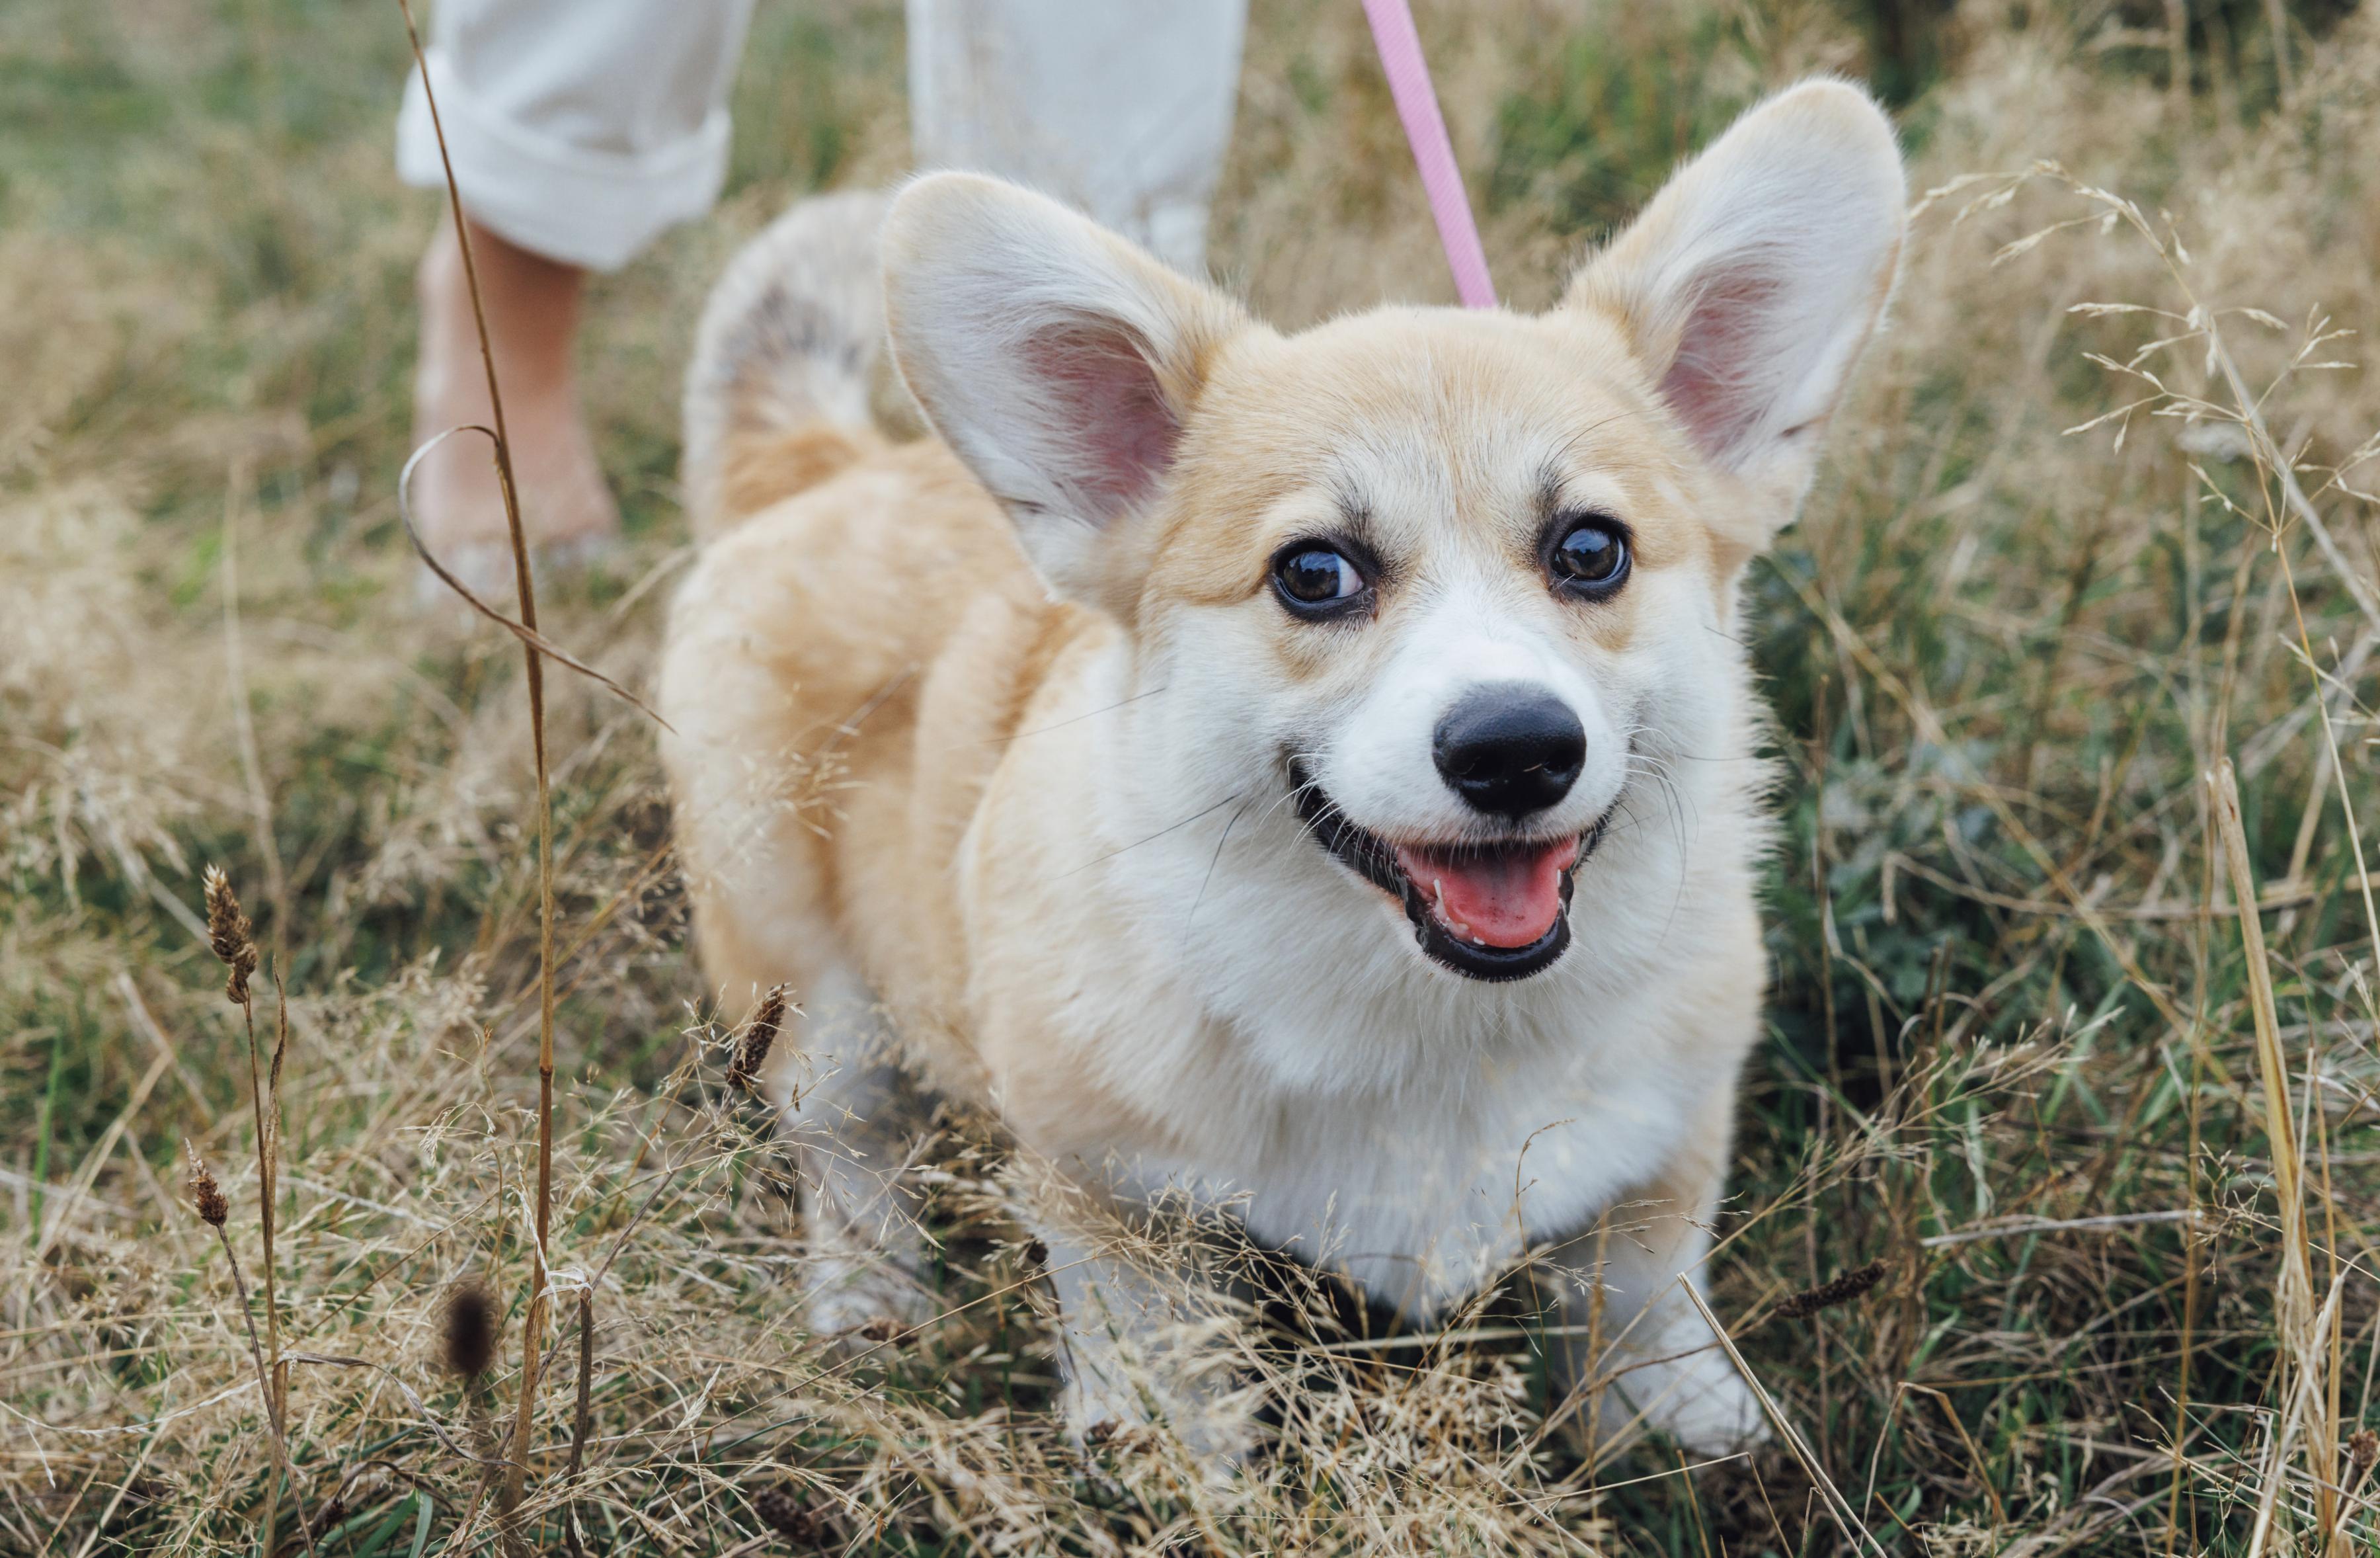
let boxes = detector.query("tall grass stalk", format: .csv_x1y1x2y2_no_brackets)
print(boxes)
2212,758,2336,1549
187,1145,319,1558
393,0,561,1529
563,1286,594,1558
203,866,283,1551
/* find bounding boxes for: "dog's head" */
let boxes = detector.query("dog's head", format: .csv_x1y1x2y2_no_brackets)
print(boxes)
884,81,1903,986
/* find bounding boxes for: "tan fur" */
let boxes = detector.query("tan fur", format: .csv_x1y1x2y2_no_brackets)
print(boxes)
714,423,885,524
663,439,1046,1082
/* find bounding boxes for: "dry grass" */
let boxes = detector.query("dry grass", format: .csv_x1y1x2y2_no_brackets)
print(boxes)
7,0,2380,1551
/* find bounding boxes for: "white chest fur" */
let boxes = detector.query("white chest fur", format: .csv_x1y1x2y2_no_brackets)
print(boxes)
1125,1008,1710,1313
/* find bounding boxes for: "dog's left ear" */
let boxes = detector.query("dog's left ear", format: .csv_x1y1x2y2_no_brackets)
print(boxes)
881,173,1248,615
1565,80,1905,535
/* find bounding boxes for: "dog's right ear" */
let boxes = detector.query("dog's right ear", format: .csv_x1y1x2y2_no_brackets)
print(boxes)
881,173,1247,616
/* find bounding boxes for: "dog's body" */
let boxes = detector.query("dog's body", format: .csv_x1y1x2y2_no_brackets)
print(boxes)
660,83,1904,1454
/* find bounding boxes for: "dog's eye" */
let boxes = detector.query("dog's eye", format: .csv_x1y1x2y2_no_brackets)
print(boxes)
1549,516,1630,596
1273,546,1368,616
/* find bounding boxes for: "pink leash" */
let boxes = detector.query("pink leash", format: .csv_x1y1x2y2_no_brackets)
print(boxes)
1361,0,1497,309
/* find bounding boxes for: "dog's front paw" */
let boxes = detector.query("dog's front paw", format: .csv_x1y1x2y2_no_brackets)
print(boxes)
803,1251,932,1346
1059,1374,1161,1497
1632,1350,1770,1457
1058,1352,1251,1479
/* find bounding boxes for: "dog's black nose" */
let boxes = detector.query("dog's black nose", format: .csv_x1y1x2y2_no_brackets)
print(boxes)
1433,684,1586,819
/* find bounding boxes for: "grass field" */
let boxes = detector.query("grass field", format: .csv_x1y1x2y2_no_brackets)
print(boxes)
8,1,2380,1551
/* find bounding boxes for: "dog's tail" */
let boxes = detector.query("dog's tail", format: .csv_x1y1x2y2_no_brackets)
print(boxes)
682,188,914,540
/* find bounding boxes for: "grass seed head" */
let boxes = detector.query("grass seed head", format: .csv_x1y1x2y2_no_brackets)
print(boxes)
183,1141,228,1228
2352,1427,2378,1477
441,1282,498,1380
201,864,258,1005
1774,1258,1891,1320
727,984,789,1093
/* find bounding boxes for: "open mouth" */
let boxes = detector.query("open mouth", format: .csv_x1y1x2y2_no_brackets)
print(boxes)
1287,759,1606,982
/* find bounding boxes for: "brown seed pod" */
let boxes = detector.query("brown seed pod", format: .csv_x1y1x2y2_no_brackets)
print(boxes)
202,866,259,1006
441,1282,498,1379
184,1142,229,1228
1774,1258,1891,1320
2351,1426,2379,1477
727,985,790,1093
750,1483,815,1540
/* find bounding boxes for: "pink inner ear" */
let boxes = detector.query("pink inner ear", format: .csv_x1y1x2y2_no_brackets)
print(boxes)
1023,320,1181,515
1660,265,1786,462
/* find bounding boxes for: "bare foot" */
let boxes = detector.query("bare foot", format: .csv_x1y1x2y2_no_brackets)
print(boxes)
409,214,619,607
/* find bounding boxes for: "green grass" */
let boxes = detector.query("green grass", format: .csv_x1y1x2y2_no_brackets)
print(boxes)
7,0,2380,1553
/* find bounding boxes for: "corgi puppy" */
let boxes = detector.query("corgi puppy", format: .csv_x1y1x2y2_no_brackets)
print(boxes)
660,80,1904,1456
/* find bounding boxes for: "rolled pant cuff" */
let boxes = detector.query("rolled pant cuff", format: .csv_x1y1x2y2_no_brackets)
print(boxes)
395,48,729,272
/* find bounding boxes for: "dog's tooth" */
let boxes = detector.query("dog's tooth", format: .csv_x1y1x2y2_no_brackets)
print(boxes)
1429,876,1480,939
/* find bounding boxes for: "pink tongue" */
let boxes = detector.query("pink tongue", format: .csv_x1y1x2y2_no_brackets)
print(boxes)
1392,839,1580,949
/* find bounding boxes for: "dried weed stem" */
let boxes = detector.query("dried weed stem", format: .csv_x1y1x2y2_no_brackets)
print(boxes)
2213,758,2338,1549
188,1145,319,1558
205,866,286,1547
563,1286,595,1558
392,0,561,1528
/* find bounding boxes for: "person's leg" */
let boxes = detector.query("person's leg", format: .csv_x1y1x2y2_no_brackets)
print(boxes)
410,215,614,594
906,0,1248,274
396,0,756,594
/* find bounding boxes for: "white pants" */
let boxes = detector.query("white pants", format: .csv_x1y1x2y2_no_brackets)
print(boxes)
396,0,1246,274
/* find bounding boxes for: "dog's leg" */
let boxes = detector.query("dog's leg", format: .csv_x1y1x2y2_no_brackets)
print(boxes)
661,614,937,1340
1023,1185,1248,1461
779,964,936,1339
1544,1104,1766,1457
